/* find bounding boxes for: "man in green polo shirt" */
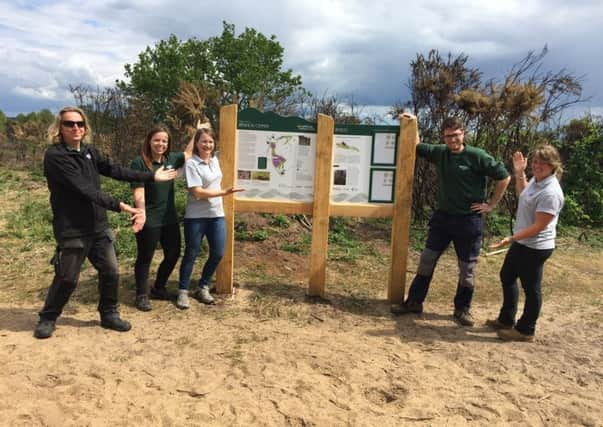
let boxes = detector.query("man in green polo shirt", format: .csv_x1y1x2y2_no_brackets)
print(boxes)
392,116,511,326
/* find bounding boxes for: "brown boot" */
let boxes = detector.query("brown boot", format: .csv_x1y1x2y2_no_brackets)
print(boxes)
390,301,423,315
497,328,535,342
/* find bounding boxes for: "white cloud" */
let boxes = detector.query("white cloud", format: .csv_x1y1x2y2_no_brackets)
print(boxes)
0,0,602,116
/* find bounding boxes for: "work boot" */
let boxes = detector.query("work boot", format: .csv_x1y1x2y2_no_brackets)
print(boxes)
390,301,423,315
150,286,173,300
176,290,190,310
34,319,56,339
100,313,131,332
485,318,513,330
453,309,475,327
497,328,535,342
193,287,215,305
135,295,152,312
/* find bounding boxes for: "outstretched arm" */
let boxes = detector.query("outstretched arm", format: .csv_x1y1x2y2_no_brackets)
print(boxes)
489,212,554,249
189,186,245,200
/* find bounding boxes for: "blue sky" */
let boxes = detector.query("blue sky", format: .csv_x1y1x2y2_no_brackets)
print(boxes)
1,0,602,121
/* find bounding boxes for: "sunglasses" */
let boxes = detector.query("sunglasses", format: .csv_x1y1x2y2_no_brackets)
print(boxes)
61,120,86,128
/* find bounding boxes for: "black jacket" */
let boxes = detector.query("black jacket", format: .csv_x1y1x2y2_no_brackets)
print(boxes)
44,142,154,240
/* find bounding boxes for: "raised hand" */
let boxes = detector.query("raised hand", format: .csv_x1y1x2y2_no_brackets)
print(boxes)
512,151,527,175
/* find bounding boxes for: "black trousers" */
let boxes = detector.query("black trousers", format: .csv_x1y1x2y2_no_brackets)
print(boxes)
497,242,553,335
134,223,181,296
39,229,120,321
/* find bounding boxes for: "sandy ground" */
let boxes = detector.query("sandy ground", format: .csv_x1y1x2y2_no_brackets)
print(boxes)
1,284,602,426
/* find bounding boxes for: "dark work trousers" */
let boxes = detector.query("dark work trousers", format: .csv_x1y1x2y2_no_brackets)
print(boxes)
39,229,120,321
497,242,553,335
134,222,181,296
407,211,484,311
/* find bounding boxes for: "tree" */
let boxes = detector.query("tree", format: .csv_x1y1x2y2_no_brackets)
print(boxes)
557,115,603,226
393,47,585,222
391,50,482,218
5,109,55,166
118,21,303,122
0,109,6,134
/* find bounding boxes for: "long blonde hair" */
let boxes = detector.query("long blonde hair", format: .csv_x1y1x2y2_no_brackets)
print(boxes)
47,106,92,144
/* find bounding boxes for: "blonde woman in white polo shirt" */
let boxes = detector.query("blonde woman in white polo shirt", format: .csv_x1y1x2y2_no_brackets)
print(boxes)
176,128,244,309
487,144,565,342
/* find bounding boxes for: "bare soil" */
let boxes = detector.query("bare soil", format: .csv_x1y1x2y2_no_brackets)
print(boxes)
1,176,602,426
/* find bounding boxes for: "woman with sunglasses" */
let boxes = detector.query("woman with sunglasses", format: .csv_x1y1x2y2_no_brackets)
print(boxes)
129,125,193,311
176,127,244,309
34,106,176,339
487,145,565,342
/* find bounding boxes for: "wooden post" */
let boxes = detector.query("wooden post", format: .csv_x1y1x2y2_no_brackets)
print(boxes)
216,104,238,294
388,115,418,302
308,114,335,297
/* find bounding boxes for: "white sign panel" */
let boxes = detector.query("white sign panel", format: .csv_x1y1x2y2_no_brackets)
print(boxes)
237,130,316,201
331,134,372,203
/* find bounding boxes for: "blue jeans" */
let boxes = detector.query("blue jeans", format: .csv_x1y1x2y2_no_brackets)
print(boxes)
407,211,483,311
497,242,553,335
178,217,225,290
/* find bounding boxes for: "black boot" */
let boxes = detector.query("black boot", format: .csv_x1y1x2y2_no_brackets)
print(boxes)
100,313,131,332
34,319,56,339
135,295,152,312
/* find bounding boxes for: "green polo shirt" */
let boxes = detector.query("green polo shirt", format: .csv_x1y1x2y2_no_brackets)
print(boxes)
417,143,509,215
130,152,185,227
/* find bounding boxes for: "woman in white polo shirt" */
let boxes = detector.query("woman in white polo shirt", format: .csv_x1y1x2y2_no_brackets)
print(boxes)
487,144,565,341
176,127,244,309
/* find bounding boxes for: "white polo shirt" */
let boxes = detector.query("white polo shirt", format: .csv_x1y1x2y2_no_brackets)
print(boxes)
514,174,564,250
184,154,224,219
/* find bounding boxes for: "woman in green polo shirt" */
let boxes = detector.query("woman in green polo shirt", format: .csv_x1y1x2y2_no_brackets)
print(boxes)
130,125,193,311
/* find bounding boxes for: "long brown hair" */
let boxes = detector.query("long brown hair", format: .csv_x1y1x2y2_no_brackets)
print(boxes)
48,106,92,144
141,125,172,170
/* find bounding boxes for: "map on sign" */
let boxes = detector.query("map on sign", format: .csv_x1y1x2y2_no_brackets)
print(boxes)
237,130,316,201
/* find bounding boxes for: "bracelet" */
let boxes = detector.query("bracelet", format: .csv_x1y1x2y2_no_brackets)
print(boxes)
515,173,526,179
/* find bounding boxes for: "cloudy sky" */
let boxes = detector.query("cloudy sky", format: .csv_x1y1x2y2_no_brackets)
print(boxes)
1,0,602,120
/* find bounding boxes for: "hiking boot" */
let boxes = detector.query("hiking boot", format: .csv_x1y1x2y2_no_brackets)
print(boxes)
100,313,131,332
192,287,215,305
485,318,512,330
135,295,152,312
34,319,56,339
453,309,475,327
150,286,173,301
497,328,535,342
176,290,190,310
390,301,423,315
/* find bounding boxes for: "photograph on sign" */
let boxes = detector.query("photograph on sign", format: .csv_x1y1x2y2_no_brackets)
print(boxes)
371,132,398,166
369,168,395,203
331,134,372,203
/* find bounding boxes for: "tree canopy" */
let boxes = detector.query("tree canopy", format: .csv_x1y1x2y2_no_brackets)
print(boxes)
118,21,303,122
